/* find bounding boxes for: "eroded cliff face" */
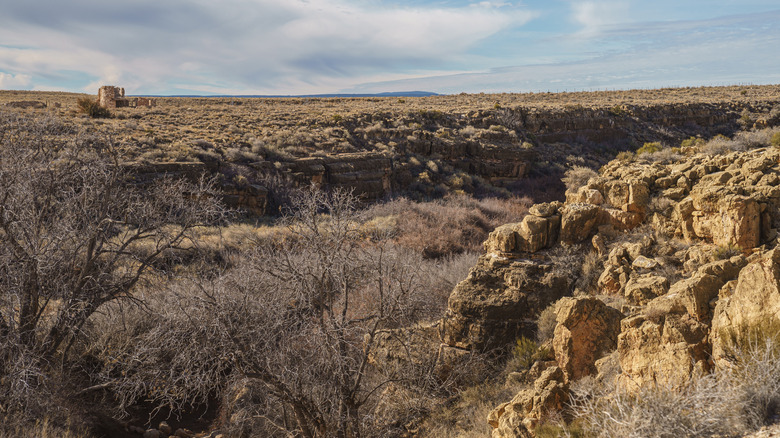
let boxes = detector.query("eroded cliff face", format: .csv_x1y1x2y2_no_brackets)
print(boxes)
111,94,780,219
365,136,780,437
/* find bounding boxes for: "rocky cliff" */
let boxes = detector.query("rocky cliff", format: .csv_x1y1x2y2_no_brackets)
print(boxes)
366,127,780,437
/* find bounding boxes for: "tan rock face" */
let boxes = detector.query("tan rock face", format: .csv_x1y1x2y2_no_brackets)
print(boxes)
488,366,569,438
624,274,669,305
645,256,746,322
441,255,570,351
529,201,563,218
560,203,601,243
711,249,780,366
680,187,761,249
600,207,644,230
617,312,710,392
552,297,623,382
566,186,604,205
484,213,561,254
598,265,630,295
597,179,650,214
617,256,746,391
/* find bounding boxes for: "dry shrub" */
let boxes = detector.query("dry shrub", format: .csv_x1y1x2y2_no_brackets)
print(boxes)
701,134,736,155
649,196,674,214
365,194,531,258
419,383,516,438
0,112,224,435
572,374,744,438
702,128,780,155
0,418,88,438
89,189,470,438
76,96,110,118
637,147,682,164
572,329,780,437
536,301,559,344
574,250,603,293
735,126,780,149
561,166,598,192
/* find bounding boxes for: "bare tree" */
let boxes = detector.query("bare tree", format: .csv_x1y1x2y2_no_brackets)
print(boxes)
101,187,441,437
0,111,224,419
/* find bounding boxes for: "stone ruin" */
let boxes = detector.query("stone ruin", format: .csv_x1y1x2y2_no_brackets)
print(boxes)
98,85,154,109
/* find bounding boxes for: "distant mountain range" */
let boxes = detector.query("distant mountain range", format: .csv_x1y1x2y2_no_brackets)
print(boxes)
136,91,439,98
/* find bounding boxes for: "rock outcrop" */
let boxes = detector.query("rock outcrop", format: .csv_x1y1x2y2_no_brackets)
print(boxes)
617,311,710,392
285,152,392,199
488,366,569,438
617,256,746,391
484,202,562,254
552,297,623,382
711,249,780,367
123,161,269,216
601,147,780,250
440,255,569,351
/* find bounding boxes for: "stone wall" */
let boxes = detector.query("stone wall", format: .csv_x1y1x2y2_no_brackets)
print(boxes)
98,85,154,109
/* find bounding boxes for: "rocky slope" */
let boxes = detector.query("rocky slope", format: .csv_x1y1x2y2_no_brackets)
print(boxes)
484,142,780,437
367,130,780,437
3,86,780,212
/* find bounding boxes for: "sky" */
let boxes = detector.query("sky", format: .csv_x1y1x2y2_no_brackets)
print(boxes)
0,0,779,95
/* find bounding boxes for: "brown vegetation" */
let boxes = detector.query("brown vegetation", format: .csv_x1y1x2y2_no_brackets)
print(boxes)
3,84,780,437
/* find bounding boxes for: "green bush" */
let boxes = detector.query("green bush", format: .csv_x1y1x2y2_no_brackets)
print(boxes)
616,151,634,162
770,132,780,148
76,97,111,118
512,336,552,371
636,142,662,155
680,136,705,149
713,243,741,260
608,105,626,117
536,420,586,438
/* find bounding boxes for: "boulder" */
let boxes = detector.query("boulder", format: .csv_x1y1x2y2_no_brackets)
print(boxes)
560,203,601,243
488,366,569,438
600,208,643,230
600,179,650,213
711,249,780,367
485,224,518,253
680,188,762,249
646,256,746,321
566,186,604,205
617,312,709,392
632,256,659,270
624,274,669,305
552,297,623,382
529,201,563,218
159,422,173,436
484,214,561,254
441,256,569,351
617,256,745,391
598,265,631,295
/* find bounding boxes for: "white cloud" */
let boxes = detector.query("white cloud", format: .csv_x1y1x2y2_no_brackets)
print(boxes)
346,10,780,93
571,1,631,36
473,1,512,8
0,72,32,88
0,0,534,94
